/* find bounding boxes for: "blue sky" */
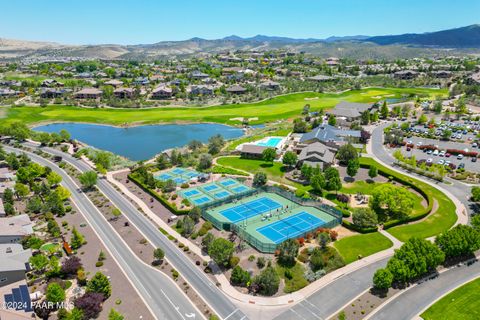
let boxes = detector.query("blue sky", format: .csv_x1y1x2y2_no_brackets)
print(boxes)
1,0,479,45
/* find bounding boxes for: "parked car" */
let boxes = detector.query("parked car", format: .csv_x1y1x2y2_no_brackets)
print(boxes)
438,159,445,165
458,163,465,169
457,154,464,160
426,158,433,164
439,151,446,157
445,153,451,157
433,149,439,156
472,157,477,163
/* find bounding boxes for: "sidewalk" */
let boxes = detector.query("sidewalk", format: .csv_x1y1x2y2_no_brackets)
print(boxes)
106,168,396,306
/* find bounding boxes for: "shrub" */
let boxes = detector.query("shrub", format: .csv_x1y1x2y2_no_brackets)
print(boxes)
257,257,266,269
336,193,349,203
229,256,240,267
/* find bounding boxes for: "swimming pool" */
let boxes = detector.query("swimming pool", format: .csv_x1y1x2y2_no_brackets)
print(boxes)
256,137,283,148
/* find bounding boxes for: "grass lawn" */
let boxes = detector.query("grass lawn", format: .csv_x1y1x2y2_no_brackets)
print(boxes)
359,158,457,242
2,87,446,126
333,232,393,264
275,262,309,293
421,277,480,320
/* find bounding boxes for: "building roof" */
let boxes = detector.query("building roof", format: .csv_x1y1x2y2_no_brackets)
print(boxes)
74,88,102,95
300,124,361,144
105,79,123,86
0,243,31,273
226,85,247,93
330,101,373,119
240,144,268,155
152,85,172,93
0,214,33,237
308,75,334,81
298,142,335,164
113,87,134,93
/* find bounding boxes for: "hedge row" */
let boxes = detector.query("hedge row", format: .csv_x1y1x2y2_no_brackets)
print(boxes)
342,220,378,234
359,159,434,229
128,173,189,215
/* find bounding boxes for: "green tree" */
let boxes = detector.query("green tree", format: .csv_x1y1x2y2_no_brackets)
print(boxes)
153,247,165,262
181,216,195,237
201,232,215,251
207,134,225,155
471,215,480,231
435,225,480,259
208,238,235,267
324,167,342,193
3,188,14,205
252,266,280,296
79,171,98,189
368,165,378,180
418,113,428,124
471,187,480,202
230,265,251,287
282,151,298,168
94,151,111,170
46,282,66,304
70,227,86,250
310,248,324,271
47,171,62,186
87,272,112,299
380,101,389,119
262,148,276,163
361,110,370,125
310,172,326,194
346,158,360,178
198,153,213,170
29,254,49,272
108,308,124,320
373,268,393,290
336,144,358,165
277,239,299,266
370,184,414,218
352,207,378,228
38,132,51,145
14,182,30,198
253,172,267,186
328,114,336,126
59,129,71,142
155,154,170,170
385,238,444,285
293,118,308,133
55,186,71,201
188,207,202,224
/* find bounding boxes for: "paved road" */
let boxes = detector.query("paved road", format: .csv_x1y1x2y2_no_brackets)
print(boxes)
4,145,198,320
274,258,388,320
22,143,247,320
370,260,480,320
371,123,475,218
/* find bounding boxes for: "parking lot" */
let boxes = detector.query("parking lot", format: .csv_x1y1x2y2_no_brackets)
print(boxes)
402,136,479,172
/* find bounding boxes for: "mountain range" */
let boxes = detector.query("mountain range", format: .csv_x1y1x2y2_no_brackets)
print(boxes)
0,24,479,61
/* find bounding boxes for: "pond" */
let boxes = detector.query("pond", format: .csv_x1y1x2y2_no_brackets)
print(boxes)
34,123,244,161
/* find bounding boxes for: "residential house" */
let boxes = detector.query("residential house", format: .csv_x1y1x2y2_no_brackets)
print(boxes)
431,70,452,79
393,70,419,80
260,81,280,91
40,79,64,88
133,77,150,86
325,57,340,66
151,85,173,99
73,88,103,99
329,101,374,122
40,88,69,99
0,243,31,287
188,85,214,96
466,72,480,85
297,142,336,169
299,124,361,149
0,89,18,97
239,144,269,159
104,79,124,88
113,87,135,99
190,71,210,80
226,85,247,94
0,215,34,243
307,75,335,82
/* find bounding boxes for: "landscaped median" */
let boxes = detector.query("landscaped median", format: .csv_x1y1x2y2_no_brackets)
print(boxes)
359,157,458,242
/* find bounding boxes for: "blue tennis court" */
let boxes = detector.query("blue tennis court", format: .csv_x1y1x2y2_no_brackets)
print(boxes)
174,177,187,184
219,179,237,187
214,190,231,199
231,185,250,193
257,211,325,244
158,173,174,180
202,184,220,192
220,197,282,223
183,189,201,197
191,196,212,205
172,168,186,174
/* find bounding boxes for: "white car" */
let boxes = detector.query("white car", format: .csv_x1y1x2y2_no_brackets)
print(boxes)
433,149,439,156
426,158,433,164
439,151,446,157
416,141,423,147
457,154,464,160
438,159,445,165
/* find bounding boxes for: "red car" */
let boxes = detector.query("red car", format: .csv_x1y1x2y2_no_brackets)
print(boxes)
445,153,451,157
